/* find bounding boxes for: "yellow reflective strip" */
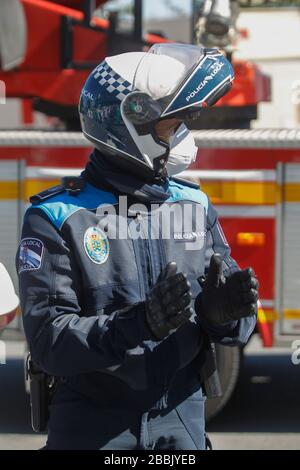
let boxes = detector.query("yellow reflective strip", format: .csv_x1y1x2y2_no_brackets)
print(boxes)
259,309,300,322
0,181,19,199
284,310,300,320
258,309,279,323
284,184,300,202
200,181,277,205
24,179,60,202
2,180,298,206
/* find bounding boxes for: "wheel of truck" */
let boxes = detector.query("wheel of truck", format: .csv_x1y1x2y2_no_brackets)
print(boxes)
205,344,241,422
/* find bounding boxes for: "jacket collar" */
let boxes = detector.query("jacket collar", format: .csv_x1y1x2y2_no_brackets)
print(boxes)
82,149,171,203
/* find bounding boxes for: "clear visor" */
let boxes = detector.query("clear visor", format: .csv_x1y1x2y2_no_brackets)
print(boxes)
133,43,206,101
148,43,205,76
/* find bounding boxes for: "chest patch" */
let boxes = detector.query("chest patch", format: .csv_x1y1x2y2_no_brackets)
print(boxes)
19,238,44,273
84,226,109,264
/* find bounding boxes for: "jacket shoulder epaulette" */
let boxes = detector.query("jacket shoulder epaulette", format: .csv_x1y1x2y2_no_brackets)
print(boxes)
30,177,86,205
30,185,66,205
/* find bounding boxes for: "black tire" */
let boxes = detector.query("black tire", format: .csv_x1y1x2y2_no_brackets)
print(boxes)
205,344,241,422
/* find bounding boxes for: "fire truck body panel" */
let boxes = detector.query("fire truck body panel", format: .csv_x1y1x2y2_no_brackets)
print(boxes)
193,129,300,344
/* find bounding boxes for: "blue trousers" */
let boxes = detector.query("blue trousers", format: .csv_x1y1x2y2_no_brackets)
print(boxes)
46,385,207,450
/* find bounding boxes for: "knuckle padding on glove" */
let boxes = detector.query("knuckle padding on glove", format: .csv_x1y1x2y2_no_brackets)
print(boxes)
238,303,257,319
165,299,181,315
161,290,173,306
161,279,190,299
238,289,258,304
165,303,178,316
167,308,193,329
240,277,259,292
161,288,190,312
163,272,186,285
172,281,190,298
176,292,192,310
159,276,184,294
236,268,255,280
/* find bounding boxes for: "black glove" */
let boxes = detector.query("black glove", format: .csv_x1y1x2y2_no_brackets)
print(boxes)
145,262,193,340
197,253,259,326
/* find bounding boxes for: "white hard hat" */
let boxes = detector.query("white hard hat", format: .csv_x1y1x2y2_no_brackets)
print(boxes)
0,263,19,316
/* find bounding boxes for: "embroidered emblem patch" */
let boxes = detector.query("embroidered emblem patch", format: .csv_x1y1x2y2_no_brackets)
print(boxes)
84,226,109,265
19,238,44,273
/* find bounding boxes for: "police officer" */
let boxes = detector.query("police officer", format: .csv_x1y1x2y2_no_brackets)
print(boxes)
17,43,258,450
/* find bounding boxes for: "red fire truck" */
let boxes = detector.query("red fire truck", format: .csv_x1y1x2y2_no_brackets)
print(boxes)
2,1,295,420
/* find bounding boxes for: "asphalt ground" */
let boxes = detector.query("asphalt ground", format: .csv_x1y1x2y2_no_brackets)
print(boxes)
0,335,299,450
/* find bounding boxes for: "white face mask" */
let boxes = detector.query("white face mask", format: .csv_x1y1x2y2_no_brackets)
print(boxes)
166,124,198,176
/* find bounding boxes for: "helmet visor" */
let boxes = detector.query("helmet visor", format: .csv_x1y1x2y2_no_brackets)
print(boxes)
133,43,205,101
133,43,234,121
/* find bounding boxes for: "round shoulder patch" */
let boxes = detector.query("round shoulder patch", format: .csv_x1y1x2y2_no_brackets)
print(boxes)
84,226,109,265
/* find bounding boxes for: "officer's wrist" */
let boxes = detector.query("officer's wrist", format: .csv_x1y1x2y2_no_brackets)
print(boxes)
143,302,166,341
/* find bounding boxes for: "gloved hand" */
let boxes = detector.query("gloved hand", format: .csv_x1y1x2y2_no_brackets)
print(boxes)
145,262,193,340
197,253,259,326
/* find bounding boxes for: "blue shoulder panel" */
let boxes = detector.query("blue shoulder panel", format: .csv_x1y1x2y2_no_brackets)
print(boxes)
166,179,209,214
31,182,117,231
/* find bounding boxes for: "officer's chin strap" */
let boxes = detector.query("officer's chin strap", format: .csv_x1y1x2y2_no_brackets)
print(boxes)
153,168,168,184
152,149,169,183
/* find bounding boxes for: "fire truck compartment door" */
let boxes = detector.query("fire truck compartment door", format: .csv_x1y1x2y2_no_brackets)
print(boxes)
0,0,27,71
278,163,300,335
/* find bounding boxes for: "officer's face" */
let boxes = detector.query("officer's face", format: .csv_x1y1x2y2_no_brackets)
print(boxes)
155,118,181,144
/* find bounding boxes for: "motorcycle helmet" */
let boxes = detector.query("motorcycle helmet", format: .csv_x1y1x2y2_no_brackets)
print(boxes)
79,43,234,180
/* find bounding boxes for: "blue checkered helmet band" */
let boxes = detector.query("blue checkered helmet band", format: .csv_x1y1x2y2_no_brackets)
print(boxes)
79,57,145,172
93,61,132,101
